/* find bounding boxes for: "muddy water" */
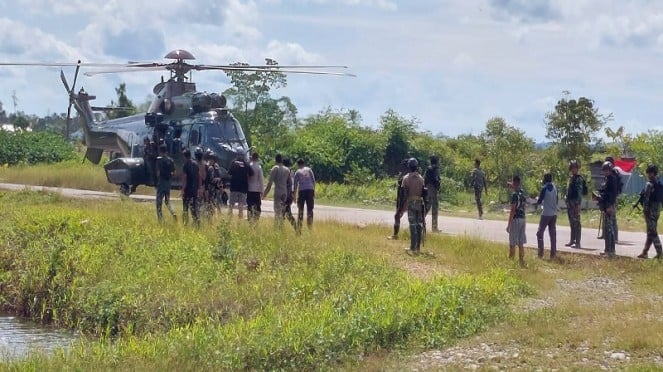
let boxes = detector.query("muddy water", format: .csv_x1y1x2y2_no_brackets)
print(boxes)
0,315,78,360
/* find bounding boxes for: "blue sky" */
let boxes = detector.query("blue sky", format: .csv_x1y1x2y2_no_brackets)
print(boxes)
1,0,662,141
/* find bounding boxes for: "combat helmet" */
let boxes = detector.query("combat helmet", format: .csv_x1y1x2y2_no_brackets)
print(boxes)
569,159,579,169
602,161,613,170
194,146,204,160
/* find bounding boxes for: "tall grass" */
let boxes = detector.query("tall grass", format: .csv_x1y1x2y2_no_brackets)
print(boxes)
0,190,528,370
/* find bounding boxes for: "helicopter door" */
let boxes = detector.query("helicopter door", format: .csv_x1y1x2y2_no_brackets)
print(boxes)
189,124,204,148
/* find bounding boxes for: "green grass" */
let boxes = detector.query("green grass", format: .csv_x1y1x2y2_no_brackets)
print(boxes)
0,190,529,371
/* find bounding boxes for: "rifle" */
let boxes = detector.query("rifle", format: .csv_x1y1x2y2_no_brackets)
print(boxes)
421,199,427,247
632,192,644,212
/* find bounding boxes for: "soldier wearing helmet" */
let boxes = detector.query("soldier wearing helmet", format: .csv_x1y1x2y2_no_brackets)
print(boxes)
564,160,585,248
401,157,425,254
600,156,622,242
637,164,663,259
596,161,618,257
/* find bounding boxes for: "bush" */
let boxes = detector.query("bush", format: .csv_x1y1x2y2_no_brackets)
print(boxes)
0,131,75,165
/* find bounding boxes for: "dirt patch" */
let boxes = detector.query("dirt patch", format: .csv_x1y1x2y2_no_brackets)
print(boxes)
410,276,663,370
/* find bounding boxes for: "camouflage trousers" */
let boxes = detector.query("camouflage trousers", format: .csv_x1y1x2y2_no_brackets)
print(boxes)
602,207,616,256
642,205,662,256
566,200,581,246
473,188,483,217
408,200,424,251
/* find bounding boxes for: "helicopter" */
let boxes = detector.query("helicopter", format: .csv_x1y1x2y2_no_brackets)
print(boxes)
1,49,353,197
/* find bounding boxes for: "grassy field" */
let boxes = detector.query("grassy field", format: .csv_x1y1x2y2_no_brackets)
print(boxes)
1,190,662,370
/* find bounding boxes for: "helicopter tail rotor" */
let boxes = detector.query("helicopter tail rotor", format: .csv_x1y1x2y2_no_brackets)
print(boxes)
60,60,81,140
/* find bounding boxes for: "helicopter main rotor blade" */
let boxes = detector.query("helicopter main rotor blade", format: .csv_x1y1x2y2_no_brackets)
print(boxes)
0,61,132,67
83,66,168,76
195,65,357,76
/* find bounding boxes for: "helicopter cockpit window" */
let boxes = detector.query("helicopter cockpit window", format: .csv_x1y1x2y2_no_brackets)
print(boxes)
206,119,246,142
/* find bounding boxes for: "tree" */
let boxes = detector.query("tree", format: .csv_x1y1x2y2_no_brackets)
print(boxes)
224,59,287,146
545,91,611,162
480,117,535,200
11,114,31,131
604,125,633,157
380,109,418,175
0,101,7,123
106,83,136,119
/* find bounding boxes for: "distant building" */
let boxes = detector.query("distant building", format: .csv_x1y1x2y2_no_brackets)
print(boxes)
1,123,32,132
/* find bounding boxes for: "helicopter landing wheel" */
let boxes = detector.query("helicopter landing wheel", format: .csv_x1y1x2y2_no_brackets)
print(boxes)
119,183,132,196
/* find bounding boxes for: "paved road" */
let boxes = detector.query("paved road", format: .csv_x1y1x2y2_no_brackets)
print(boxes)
0,182,649,259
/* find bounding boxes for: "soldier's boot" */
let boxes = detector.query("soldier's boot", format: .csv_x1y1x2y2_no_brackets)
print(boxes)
565,225,576,246
638,238,652,259
654,244,662,259
409,225,419,252
574,226,582,249
415,224,423,251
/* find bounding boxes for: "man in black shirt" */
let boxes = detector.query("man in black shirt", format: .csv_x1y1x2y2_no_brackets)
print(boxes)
155,144,177,222
181,148,200,227
228,153,254,219
596,161,618,257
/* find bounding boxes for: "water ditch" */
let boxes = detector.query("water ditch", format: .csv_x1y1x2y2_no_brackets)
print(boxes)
0,315,78,361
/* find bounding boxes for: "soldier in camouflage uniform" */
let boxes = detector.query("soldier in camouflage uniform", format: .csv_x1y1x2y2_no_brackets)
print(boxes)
565,160,584,248
596,161,618,258
388,159,409,240
637,165,662,259
506,175,527,266
402,158,425,254
471,158,488,220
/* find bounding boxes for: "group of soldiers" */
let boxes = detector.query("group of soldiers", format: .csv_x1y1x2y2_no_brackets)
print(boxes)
388,154,663,262
152,146,317,233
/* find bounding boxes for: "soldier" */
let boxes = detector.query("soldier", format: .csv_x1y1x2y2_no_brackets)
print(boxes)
247,152,264,222
205,151,223,214
388,159,409,240
506,175,527,267
565,160,584,248
637,165,662,259
535,173,558,259
424,155,441,232
294,158,316,230
143,137,157,186
181,148,201,227
155,144,177,222
600,156,622,242
402,158,425,255
282,157,298,230
471,158,488,220
194,147,209,219
263,154,292,227
596,161,618,257
228,153,253,219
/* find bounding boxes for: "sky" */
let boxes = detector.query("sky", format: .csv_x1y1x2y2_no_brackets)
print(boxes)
1,0,662,141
